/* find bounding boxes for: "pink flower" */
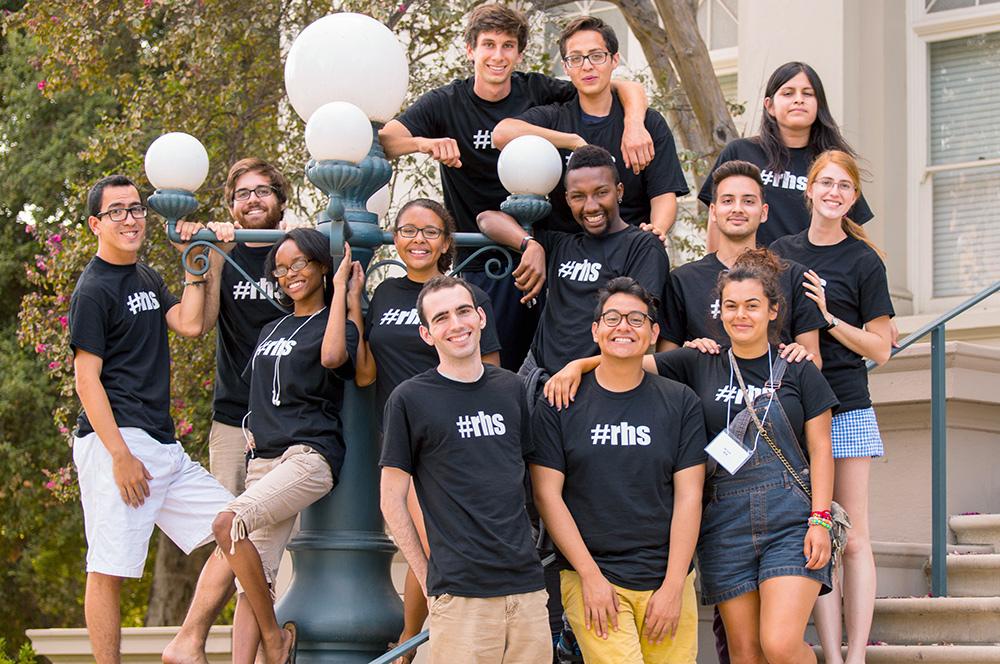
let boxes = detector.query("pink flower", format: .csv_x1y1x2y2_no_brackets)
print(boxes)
35,343,47,354
48,361,61,369
144,0,152,7
48,234,62,245
36,260,47,271
25,225,35,234
58,315,68,328
37,80,47,91
59,426,69,434
45,481,55,489
177,420,193,437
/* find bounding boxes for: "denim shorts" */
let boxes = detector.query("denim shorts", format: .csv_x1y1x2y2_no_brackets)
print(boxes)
697,470,832,605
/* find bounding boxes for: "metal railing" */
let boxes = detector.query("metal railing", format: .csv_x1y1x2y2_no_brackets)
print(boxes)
867,279,1000,596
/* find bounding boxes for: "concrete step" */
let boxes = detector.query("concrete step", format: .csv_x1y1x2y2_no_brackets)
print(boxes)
871,597,1000,645
926,553,1000,597
874,540,996,597
951,514,1000,548
816,645,1000,663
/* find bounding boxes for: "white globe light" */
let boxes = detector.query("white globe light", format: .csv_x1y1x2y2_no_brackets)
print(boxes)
366,184,391,218
284,13,409,123
304,102,373,162
497,136,563,196
144,132,209,191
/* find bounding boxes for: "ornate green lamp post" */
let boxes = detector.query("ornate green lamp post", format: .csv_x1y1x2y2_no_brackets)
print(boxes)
145,11,565,663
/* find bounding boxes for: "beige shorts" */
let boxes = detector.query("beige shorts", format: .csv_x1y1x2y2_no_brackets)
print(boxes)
225,444,333,592
208,420,248,496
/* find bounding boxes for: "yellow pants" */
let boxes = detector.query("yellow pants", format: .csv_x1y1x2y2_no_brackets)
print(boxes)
560,569,698,664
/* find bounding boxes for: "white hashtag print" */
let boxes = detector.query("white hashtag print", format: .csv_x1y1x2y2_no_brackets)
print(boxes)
456,415,475,439
590,424,612,445
126,293,143,314
710,299,721,319
714,384,739,403
232,281,255,300
472,129,492,150
760,169,773,186
557,262,574,278
380,308,401,325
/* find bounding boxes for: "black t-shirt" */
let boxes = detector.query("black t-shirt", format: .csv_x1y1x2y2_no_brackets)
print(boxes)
364,276,502,425
528,373,706,590
654,346,838,454
531,225,670,373
380,365,543,598
770,231,895,413
664,252,826,346
214,244,286,427
516,93,689,233
698,138,874,247
396,72,576,269
247,309,357,480
69,257,180,444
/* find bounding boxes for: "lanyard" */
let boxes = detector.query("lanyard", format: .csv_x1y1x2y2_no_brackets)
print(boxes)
725,346,777,454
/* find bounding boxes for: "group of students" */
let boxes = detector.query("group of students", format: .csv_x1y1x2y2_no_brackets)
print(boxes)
65,4,896,664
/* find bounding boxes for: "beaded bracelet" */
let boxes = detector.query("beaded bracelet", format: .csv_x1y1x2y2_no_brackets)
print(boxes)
808,515,833,530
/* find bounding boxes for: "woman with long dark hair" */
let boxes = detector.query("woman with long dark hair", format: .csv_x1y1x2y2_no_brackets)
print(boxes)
699,61,874,250
350,198,501,662
771,150,894,664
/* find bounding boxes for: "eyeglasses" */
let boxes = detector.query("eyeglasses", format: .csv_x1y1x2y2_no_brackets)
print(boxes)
272,258,314,278
563,51,611,68
233,185,277,201
396,225,444,240
813,178,856,194
599,309,653,328
96,205,147,222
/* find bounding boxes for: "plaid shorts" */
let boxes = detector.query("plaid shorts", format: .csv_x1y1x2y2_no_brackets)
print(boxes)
831,407,884,458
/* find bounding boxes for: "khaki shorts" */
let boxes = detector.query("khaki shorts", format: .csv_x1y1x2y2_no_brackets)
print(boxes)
225,444,332,592
428,589,551,664
208,420,248,496
561,569,698,664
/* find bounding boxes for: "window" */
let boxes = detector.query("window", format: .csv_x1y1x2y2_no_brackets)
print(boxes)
697,0,738,51
926,0,1000,13
928,31,1000,296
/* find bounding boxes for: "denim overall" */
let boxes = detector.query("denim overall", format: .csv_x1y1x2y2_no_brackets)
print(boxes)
696,354,832,605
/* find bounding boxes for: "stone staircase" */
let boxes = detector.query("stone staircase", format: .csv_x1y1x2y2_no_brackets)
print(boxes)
819,514,1000,663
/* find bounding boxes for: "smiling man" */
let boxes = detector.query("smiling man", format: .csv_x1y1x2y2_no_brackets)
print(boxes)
378,3,652,372
478,145,672,376
529,277,706,664
379,275,549,664
492,16,688,237
69,175,234,663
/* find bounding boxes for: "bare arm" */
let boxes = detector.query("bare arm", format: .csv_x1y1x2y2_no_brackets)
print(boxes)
165,278,208,338
648,193,678,236
793,329,822,369
803,411,834,570
378,120,461,167
381,466,429,593
477,210,546,303
481,351,500,366
802,270,892,365
492,118,585,151
200,250,226,335
322,245,353,369
74,350,152,507
611,79,653,173
530,464,619,638
347,263,376,387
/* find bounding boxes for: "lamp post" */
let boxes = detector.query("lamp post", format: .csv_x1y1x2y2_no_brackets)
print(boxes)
145,12,566,663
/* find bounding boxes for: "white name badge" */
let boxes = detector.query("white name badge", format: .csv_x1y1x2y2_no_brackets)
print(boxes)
705,429,752,475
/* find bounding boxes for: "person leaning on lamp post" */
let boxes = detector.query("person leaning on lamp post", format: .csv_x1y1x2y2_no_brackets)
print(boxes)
69,175,235,664
379,275,551,664
529,276,706,664
378,2,653,372
491,15,688,243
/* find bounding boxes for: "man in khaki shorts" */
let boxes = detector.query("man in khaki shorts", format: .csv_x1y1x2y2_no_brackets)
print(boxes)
380,276,551,664
203,157,290,495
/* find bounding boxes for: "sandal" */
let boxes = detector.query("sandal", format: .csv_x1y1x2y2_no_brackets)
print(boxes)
282,621,298,664
385,641,416,664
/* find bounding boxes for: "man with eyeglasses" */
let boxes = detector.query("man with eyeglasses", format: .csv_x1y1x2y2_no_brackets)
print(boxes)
529,276,706,664
69,175,236,663
492,15,688,240
378,3,652,372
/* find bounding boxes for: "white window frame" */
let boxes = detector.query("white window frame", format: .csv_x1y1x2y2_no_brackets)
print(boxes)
907,0,1000,312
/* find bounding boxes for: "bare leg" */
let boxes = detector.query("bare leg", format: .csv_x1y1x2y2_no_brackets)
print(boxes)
813,570,844,664
163,552,235,664
759,576,821,664
232,594,264,664
213,511,292,664
717,591,766,664
85,572,123,664
835,458,876,664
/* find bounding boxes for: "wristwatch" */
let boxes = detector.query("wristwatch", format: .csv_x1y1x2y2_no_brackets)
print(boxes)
826,315,839,330
519,235,535,252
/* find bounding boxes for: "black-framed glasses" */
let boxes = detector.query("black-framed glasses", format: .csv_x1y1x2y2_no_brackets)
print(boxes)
272,258,314,278
233,185,277,201
396,225,444,240
96,205,148,222
599,309,653,328
563,51,611,68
